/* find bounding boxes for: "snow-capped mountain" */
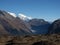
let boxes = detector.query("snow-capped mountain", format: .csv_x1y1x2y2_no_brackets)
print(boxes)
7,12,32,21
18,13,32,21
1,10,59,35
8,12,17,18
0,10,33,35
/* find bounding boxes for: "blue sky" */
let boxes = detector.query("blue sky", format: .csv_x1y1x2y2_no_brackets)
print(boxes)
0,0,60,21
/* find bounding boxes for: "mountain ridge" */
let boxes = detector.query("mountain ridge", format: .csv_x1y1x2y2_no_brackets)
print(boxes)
0,10,60,35
0,10,33,36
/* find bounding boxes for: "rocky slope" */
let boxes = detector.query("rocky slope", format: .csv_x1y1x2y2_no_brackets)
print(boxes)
48,19,60,34
0,10,32,36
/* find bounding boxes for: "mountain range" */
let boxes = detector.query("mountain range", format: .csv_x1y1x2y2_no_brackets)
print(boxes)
0,10,60,36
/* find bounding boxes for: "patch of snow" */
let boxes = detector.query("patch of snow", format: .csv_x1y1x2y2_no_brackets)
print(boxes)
31,30,36,32
8,12,17,17
18,13,32,20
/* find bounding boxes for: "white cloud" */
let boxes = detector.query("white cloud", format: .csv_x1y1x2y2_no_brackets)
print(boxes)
8,12,17,17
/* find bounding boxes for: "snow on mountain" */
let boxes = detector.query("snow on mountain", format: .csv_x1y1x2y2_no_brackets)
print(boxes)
8,12,17,17
8,12,32,21
18,13,32,20
31,30,36,32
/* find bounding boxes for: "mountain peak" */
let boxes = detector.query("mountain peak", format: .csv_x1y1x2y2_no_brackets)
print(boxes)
18,13,32,21
8,12,17,18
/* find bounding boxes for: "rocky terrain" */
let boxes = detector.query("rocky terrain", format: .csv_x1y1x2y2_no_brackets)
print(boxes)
0,34,60,45
0,10,32,36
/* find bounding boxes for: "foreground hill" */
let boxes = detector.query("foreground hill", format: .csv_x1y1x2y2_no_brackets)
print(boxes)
0,34,60,45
